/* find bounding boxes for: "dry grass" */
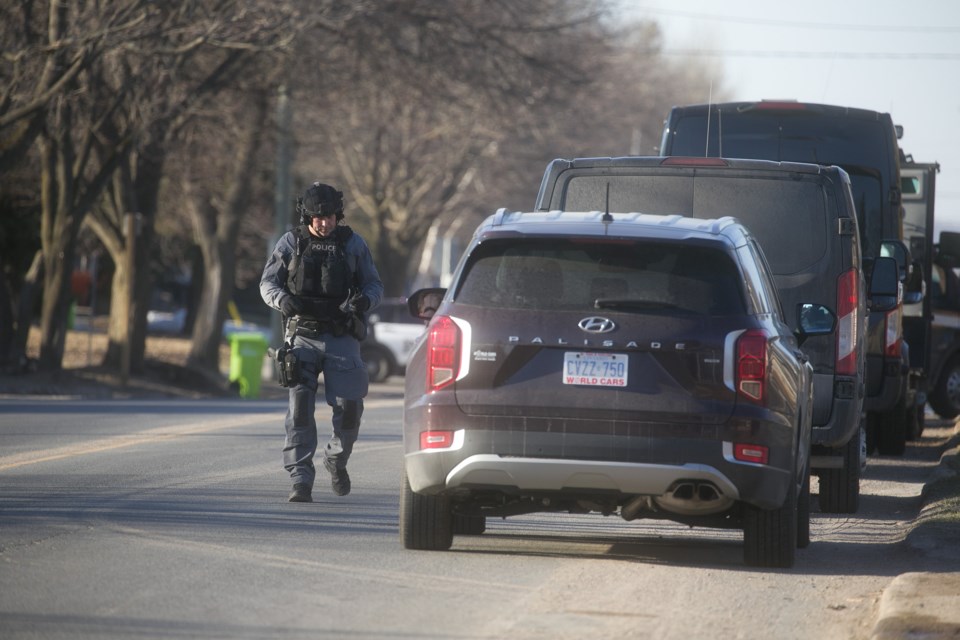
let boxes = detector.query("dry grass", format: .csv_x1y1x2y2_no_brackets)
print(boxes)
27,323,230,372
4,322,240,399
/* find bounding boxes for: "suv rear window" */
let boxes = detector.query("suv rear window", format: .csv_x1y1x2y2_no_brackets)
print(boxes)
560,175,828,275
455,238,745,315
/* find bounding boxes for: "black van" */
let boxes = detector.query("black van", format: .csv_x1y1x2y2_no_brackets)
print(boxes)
535,155,868,512
660,101,913,456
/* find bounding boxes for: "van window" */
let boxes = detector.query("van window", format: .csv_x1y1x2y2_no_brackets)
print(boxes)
559,174,828,275
693,177,828,275
562,175,694,214
668,113,889,169
663,105,898,257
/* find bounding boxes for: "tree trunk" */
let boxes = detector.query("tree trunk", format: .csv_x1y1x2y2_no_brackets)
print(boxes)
102,214,156,374
0,275,13,367
102,232,157,376
98,148,164,374
13,251,43,368
187,249,230,371
186,94,267,374
36,123,82,372
36,241,75,371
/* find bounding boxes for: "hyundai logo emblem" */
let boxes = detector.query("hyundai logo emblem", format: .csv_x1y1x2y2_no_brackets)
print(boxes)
578,317,616,333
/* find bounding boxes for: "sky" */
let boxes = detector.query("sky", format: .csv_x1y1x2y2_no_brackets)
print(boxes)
621,0,960,239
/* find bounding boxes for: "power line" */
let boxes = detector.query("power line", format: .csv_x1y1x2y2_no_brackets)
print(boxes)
661,49,960,60
636,7,960,33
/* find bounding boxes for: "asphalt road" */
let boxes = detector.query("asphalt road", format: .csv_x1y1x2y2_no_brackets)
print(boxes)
1,386,957,639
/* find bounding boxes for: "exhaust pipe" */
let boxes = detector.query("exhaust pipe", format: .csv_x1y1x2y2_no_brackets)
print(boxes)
620,495,654,521
654,481,732,516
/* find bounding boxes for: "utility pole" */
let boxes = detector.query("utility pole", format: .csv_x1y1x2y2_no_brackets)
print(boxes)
630,127,642,156
270,84,293,351
120,213,138,386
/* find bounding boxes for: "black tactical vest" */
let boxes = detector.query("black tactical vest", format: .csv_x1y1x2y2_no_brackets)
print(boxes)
287,225,354,299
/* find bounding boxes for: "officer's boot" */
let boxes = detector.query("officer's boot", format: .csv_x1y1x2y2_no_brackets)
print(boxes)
324,399,362,496
323,436,351,496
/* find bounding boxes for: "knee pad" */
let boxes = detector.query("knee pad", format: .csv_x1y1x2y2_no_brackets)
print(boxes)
337,398,362,431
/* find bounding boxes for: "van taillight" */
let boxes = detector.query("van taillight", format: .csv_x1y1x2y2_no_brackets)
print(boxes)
884,308,902,358
737,329,768,404
836,269,859,375
427,315,461,392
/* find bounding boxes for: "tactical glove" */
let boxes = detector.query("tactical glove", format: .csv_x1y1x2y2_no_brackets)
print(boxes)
339,291,370,315
280,295,306,316
355,294,371,313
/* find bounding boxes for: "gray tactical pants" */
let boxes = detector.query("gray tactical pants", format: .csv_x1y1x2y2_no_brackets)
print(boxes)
283,332,369,488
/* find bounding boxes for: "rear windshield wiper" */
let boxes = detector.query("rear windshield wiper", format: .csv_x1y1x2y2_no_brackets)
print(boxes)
594,298,682,311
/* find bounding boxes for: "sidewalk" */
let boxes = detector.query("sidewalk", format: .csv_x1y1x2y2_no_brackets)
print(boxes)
870,422,960,640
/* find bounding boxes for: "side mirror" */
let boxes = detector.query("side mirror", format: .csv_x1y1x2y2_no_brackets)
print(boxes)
880,239,911,282
867,256,901,312
903,260,924,304
796,303,836,346
407,287,446,321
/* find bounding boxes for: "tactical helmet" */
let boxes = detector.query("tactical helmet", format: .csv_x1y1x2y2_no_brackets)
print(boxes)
297,182,344,224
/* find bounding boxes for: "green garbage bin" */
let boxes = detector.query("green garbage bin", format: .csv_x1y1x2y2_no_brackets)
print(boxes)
228,332,269,399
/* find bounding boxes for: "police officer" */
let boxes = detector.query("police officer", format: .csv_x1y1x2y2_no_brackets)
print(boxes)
260,182,384,502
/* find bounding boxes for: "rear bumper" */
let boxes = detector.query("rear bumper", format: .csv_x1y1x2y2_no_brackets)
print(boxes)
811,391,862,449
864,354,907,412
412,451,742,493
404,425,795,511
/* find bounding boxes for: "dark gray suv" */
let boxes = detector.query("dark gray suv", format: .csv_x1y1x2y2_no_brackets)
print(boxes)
400,210,833,568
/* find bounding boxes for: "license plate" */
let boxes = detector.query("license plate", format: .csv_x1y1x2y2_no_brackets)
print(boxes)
563,352,628,387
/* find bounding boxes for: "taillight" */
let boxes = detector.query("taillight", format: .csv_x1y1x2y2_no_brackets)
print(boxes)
836,269,859,375
427,315,461,392
737,329,768,404
420,431,454,450
734,443,769,465
884,308,902,357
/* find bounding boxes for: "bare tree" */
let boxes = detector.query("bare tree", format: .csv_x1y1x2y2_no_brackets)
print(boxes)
0,1,114,172
293,0,612,295
173,88,273,374
72,2,295,373
3,0,728,385
408,18,732,287
0,1,160,370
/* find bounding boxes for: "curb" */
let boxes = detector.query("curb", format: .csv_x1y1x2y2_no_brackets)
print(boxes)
870,572,960,640
870,423,960,640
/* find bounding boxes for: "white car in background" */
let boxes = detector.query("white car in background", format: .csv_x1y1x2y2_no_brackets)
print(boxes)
361,298,426,383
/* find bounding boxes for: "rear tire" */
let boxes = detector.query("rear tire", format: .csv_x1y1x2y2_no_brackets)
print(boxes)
817,428,861,514
907,402,925,440
797,458,811,549
929,356,960,419
400,468,452,550
452,513,486,536
743,465,798,568
361,345,393,383
876,399,907,456
865,413,879,455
